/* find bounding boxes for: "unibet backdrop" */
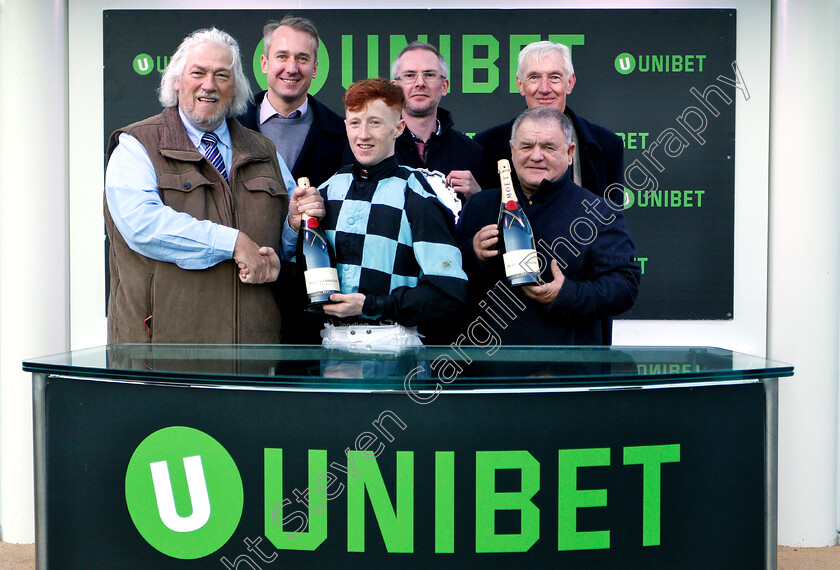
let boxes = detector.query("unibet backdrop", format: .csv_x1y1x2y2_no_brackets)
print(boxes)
104,9,738,320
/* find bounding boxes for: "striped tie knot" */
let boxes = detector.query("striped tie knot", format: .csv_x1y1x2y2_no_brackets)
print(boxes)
201,132,228,181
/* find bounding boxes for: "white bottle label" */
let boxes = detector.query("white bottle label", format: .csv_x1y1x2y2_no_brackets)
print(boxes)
503,249,540,278
304,267,340,295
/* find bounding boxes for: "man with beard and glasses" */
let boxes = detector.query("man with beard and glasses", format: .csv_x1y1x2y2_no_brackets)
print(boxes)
389,43,484,344
391,42,484,203
104,27,323,344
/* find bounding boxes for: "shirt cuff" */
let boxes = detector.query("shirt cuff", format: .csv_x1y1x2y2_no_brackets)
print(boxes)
362,295,384,320
215,226,240,259
281,218,297,260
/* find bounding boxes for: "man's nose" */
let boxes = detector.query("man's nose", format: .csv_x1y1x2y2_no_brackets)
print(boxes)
358,123,370,138
537,76,552,92
201,75,217,91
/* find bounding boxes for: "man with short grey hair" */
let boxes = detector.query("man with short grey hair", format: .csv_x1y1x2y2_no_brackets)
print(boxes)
105,27,322,344
458,106,639,346
475,41,623,203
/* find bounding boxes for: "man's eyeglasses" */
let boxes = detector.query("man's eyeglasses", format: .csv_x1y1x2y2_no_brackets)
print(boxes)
395,72,445,84
524,73,566,85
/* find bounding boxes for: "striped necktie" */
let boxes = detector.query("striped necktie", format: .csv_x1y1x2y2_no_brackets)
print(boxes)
201,132,228,181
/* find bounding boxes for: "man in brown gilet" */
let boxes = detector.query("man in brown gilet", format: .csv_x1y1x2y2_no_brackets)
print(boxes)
104,27,322,343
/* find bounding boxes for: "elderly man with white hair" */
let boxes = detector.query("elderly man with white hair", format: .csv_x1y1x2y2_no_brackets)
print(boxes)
104,27,322,343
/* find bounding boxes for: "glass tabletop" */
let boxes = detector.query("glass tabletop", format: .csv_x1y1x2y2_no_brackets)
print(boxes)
22,344,794,391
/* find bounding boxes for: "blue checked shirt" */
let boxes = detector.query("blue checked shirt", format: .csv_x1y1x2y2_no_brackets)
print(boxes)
315,156,468,326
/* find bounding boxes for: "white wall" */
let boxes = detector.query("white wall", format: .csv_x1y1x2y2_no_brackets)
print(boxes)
0,0,69,543
769,0,840,547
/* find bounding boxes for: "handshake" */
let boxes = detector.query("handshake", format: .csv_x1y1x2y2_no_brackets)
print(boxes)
235,183,327,285
233,232,280,285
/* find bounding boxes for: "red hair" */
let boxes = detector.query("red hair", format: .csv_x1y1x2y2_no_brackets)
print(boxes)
343,78,405,113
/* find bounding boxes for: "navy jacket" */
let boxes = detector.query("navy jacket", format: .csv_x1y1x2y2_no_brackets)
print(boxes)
238,92,348,187
455,168,640,346
394,107,485,188
474,106,624,202
239,92,348,343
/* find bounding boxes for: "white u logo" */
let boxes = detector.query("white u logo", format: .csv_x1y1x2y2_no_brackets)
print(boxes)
618,57,632,71
149,455,211,532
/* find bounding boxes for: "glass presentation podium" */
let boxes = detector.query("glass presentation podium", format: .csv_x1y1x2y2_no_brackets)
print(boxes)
25,345,793,569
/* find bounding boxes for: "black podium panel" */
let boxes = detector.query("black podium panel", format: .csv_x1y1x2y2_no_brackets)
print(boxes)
44,375,764,568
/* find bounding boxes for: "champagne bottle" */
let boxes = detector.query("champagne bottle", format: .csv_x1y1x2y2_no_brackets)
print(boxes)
295,177,340,311
497,160,540,286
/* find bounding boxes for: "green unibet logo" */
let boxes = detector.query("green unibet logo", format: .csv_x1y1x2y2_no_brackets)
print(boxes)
615,53,636,75
133,53,154,76
124,426,243,559
615,53,707,74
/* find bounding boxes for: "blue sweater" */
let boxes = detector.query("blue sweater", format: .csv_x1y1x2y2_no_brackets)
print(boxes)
456,169,640,345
